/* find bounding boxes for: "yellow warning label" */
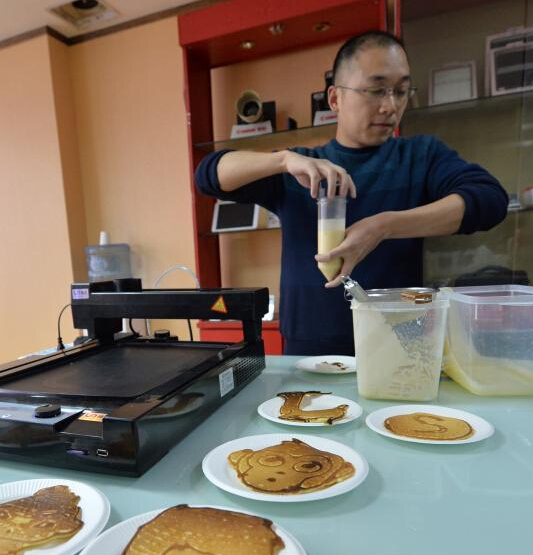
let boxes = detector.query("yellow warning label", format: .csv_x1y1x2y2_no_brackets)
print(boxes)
211,295,228,314
79,411,106,422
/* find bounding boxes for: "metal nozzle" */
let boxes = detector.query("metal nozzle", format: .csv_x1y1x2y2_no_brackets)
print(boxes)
341,276,370,302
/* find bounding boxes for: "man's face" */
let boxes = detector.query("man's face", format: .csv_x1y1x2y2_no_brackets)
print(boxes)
328,45,411,148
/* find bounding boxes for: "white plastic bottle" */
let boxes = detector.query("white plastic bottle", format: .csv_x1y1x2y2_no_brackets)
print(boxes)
317,192,346,281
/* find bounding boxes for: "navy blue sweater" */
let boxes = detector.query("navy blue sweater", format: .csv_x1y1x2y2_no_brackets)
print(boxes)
195,136,508,354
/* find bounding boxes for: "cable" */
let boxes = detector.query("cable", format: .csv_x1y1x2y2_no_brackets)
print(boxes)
129,318,139,336
153,265,201,289
147,264,201,341
56,303,71,351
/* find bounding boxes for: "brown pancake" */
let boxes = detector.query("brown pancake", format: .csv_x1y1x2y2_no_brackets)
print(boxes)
0,485,83,555
277,391,348,424
384,412,474,440
228,438,355,494
121,505,284,555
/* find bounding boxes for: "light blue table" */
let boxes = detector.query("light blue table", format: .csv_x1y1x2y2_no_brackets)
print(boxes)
1,356,532,554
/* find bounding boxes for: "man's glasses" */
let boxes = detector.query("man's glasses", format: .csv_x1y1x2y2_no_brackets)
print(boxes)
336,85,418,103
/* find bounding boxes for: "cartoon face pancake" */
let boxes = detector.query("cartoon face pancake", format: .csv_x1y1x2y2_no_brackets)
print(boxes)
277,391,348,424
228,438,355,494
384,412,474,440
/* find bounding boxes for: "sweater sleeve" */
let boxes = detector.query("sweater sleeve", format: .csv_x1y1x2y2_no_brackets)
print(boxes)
425,137,509,234
194,149,284,215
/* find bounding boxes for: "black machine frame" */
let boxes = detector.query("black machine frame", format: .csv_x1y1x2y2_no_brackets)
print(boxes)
0,280,269,476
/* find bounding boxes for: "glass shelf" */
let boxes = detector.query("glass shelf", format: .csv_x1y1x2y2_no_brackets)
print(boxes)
195,89,533,152
199,227,281,238
404,89,533,118
508,206,533,214
194,123,337,152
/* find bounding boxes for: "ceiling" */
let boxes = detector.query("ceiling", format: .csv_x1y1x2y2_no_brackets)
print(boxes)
1,0,505,46
0,0,208,43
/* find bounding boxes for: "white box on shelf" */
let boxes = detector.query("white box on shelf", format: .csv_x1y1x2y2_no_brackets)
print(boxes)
489,43,533,96
429,62,477,106
485,26,533,96
230,120,272,139
313,110,337,126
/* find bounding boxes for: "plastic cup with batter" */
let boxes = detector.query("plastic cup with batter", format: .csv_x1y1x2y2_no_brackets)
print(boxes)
317,191,346,281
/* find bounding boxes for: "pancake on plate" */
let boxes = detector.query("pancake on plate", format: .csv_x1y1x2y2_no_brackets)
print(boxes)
384,412,474,440
315,361,350,371
0,485,83,555
228,438,354,494
277,391,348,424
121,505,284,555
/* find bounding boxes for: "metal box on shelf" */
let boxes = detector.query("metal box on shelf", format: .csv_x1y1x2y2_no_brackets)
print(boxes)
485,27,533,96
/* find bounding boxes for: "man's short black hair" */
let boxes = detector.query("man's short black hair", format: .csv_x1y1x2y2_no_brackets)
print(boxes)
332,30,407,84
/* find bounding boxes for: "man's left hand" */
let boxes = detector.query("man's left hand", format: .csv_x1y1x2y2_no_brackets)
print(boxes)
314,214,389,288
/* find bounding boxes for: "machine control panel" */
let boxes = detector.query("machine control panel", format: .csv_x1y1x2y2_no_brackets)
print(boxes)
0,402,83,425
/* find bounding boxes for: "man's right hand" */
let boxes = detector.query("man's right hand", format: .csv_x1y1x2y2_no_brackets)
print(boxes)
283,151,356,199
217,150,356,198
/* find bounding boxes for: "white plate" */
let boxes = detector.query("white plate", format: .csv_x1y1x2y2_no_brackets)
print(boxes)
258,393,363,427
80,505,306,555
366,404,495,445
202,433,368,502
0,478,110,555
294,355,356,374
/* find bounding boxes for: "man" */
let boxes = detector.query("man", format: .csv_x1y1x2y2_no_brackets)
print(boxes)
195,30,508,356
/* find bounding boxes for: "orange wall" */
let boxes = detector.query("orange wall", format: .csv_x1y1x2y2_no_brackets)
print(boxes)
0,17,197,361
67,18,196,339
0,35,76,360
49,37,88,281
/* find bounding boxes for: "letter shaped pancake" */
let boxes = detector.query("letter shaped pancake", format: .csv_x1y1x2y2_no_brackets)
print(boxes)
277,392,348,424
384,412,474,440
121,505,284,555
0,485,83,555
228,438,355,494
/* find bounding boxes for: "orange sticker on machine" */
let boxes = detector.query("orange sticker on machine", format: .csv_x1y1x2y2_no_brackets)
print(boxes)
211,295,228,314
79,411,107,422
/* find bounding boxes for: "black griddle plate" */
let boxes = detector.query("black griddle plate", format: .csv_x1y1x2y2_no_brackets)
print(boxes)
0,343,221,399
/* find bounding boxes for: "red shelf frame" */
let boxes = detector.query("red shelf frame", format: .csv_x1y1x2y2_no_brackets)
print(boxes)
198,320,284,354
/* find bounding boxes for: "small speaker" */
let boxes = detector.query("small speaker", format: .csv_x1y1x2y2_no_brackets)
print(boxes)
237,100,276,131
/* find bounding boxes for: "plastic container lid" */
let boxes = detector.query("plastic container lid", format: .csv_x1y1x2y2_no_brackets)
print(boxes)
441,284,533,305
351,288,449,312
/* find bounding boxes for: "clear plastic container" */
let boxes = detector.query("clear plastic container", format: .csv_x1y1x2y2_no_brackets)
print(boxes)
85,243,132,283
440,285,533,396
317,194,346,281
351,289,449,401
